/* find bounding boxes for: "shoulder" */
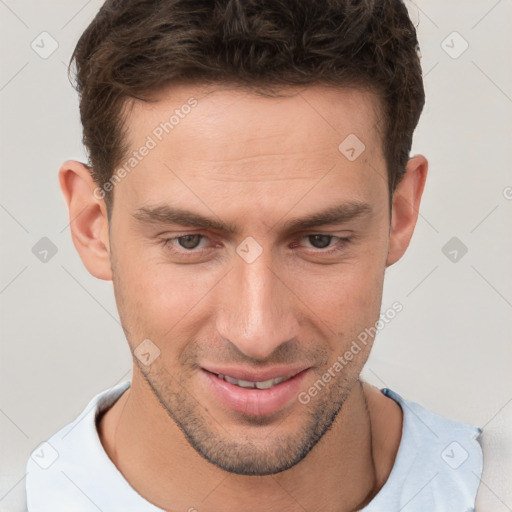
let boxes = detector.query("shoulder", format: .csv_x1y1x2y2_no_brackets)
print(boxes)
24,381,131,512
364,387,483,512
383,387,483,463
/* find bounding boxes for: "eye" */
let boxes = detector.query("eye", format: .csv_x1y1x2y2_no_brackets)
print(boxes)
306,234,333,249
292,234,352,255
162,234,209,253
175,234,203,250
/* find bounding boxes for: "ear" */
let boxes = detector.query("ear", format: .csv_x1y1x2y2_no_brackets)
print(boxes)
59,160,112,280
386,155,428,267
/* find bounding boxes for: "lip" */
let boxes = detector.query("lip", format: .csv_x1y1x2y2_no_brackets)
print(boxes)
201,367,310,416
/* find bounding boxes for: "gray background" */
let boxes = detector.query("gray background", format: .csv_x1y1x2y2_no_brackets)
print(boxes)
1,0,511,510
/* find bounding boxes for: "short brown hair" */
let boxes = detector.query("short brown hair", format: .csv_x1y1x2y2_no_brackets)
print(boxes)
70,0,425,209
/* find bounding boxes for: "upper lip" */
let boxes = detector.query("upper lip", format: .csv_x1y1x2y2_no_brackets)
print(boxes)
201,365,309,382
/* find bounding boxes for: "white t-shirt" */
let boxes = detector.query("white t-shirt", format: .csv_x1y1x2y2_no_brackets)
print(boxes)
24,381,483,511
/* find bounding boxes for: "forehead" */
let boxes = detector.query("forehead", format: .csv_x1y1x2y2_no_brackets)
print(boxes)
116,83,387,212
125,82,382,150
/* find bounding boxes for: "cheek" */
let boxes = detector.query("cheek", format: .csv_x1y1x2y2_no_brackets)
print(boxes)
113,251,220,342
289,252,386,341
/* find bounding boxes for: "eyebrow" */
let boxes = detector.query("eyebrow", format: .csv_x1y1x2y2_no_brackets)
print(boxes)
133,201,372,234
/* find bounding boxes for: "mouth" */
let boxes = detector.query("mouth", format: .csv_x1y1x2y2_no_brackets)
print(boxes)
200,366,310,416
210,372,294,390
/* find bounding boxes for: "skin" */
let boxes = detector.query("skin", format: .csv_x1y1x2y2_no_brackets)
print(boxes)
59,84,427,511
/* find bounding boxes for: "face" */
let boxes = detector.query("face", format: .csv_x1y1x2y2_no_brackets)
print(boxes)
106,84,392,475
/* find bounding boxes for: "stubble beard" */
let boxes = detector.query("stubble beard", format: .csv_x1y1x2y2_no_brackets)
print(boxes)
136,359,359,476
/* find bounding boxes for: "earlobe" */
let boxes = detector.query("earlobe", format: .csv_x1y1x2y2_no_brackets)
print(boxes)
59,160,113,281
386,155,428,267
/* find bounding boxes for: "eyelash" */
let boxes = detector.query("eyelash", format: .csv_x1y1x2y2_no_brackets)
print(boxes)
160,234,352,257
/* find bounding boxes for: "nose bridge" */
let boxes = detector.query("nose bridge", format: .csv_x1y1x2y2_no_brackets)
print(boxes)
215,249,298,360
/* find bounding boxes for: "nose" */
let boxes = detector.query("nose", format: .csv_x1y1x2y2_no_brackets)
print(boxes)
215,247,300,360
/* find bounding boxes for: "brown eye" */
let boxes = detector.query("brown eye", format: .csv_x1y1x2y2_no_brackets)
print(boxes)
177,234,203,249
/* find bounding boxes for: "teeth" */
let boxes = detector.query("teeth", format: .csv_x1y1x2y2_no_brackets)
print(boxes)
217,374,290,389
255,377,288,389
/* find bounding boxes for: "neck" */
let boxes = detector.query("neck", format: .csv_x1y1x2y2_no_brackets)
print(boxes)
98,372,398,512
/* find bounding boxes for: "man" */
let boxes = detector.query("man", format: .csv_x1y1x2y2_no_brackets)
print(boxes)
25,0,483,510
